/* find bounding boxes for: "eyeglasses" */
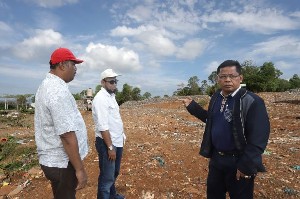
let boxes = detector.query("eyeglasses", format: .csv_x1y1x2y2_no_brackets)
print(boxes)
217,74,240,80
104,79,118,84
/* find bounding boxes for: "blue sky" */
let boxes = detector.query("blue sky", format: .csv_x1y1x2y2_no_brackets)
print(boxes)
0,0,299,96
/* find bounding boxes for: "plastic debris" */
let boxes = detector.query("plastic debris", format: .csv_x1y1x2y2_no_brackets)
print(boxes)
152,156,165,167
283,187,297,195
291,165,300,170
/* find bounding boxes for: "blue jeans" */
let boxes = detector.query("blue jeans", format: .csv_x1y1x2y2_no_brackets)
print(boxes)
95,137,123,199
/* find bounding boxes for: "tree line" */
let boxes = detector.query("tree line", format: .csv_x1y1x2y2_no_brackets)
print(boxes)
1,60,299,109
76,60,299,105
174,61,300,96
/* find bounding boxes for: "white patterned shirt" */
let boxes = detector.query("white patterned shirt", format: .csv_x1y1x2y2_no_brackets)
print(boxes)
34,73,88,168
92,87,125,147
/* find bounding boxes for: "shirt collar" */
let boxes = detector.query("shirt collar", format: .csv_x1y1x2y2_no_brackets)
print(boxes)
100,87,115,97
220,86,241,98
47,73,66,85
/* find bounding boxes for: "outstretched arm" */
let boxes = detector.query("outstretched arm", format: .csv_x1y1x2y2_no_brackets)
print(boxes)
180,97,208,123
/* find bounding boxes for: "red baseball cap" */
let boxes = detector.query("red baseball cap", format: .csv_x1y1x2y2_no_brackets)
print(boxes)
50,47,84,65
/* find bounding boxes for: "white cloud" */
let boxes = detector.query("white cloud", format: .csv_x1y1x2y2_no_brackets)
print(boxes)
0,65,44,79
112,1,202,35
25,0,79,8
290,11,300,18
202,8,300,34
34,11,60,30
137,33,176,57
110,25,157,37
0,21,12,33
205,61,219,76
126,5,153,22
12,29,64,60
176,39,207,60
119,71,184,96
82,42,142,72
249,35,300,58
274,60,299,79
0,21,14,46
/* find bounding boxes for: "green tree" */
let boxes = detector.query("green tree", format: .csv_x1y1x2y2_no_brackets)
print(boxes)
132,87,142,101
16,95,27,110
116,83,133,105
241,61,261,92
275,79,291,91
206,71,219,96
95,85,102,95
200,80,209,94
143,92,151,99
174,76,203,96
73,93,81,100
208,71,217,85
31,95,35,103
188,76,202,95
173,83,186,96
80,89,86,97
258,62,282,92
289,74,300,89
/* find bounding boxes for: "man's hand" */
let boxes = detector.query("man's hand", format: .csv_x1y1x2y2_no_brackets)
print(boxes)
180,96,193,107
75,168,88,190
108,149,116,161
236,169,252,180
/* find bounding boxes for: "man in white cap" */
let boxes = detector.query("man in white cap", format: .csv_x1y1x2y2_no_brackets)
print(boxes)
35,48,89,199
92,69,126,199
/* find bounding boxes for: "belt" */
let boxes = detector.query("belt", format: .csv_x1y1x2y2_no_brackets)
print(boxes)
217,150,239,156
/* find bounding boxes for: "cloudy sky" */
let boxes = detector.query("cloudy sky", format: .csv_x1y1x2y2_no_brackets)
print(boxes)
0,0,299,96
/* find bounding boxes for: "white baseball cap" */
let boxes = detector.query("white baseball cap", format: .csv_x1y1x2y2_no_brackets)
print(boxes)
100,69,120,80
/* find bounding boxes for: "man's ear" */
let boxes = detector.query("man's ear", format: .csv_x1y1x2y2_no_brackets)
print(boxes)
58,62,65,70
239,75,244,82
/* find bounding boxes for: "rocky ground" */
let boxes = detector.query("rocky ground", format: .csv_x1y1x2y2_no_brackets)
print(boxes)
0,92,299,198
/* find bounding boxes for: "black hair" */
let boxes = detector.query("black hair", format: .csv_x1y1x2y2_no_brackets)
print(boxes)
49,61,61,69
217,60,242,74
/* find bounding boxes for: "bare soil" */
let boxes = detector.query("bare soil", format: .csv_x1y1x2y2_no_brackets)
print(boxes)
0,92,299,199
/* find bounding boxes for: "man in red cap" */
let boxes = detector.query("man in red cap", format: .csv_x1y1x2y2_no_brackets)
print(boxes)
34,48,89,199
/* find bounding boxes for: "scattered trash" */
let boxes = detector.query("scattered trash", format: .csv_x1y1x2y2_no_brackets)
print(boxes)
2,181,9,186
289,147,299,152
291,165,300,170
7,180,31,197
141,190,155,199
263,150,271,155
283,187,297,195
152,156,165,167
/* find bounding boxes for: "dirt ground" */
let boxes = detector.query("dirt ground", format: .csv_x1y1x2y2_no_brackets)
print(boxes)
0,92,299,198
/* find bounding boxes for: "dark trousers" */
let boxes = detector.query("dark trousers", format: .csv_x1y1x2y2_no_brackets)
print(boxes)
95,137,123,199
207,151,255,199
41,162,77,199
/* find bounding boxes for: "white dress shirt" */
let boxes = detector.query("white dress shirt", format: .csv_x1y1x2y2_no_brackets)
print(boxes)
34,73,88,168
92,87,125,147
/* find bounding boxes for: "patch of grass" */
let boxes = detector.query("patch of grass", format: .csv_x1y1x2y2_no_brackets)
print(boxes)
0,136,38,173
0,113,32,128
0,136,18,161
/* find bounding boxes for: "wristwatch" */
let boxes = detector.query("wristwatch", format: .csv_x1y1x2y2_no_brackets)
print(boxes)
108,145,114,151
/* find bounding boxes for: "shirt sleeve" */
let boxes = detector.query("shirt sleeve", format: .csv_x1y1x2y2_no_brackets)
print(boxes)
48,88,77,135
93,96,110,131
